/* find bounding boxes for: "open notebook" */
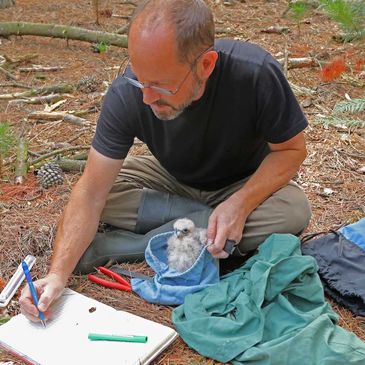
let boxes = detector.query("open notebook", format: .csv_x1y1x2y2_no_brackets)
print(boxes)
0,288,178,365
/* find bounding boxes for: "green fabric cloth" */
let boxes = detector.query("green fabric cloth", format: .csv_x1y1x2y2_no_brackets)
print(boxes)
172,234,365,364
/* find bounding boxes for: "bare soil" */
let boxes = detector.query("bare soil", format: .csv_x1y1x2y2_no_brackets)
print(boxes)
0,0,364,364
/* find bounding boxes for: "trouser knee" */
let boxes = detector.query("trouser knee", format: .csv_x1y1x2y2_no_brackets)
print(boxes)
100,182,142,231
283,189,311,235
235,184,311,254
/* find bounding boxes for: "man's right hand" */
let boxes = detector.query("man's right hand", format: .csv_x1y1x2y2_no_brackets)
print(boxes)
19,272,65,323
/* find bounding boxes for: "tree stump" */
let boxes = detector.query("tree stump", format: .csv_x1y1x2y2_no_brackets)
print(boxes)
0,0,15,9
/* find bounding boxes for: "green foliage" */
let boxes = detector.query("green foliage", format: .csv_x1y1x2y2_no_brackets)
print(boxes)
0,316,11,325
0,121,14,157
315,98,365,127
334,98,365,113
315,115,365,127
289,1,312,22
93,41,108,53
285,1,313,35
319,0,365,39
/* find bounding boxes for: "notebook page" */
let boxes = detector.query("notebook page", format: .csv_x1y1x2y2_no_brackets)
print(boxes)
113,310,178,364
0,289,177,365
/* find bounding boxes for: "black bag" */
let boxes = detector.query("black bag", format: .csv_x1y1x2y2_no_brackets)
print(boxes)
301,218,365,316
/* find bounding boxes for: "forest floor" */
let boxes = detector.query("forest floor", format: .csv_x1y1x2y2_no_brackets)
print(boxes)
0,0,364,364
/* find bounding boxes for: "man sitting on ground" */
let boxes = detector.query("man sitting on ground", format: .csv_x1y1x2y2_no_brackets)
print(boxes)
20,0,311,322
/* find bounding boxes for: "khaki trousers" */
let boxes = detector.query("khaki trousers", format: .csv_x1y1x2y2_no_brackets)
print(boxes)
101,155,311,253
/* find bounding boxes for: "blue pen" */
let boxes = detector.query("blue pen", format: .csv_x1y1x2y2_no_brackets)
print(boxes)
21,261,46,327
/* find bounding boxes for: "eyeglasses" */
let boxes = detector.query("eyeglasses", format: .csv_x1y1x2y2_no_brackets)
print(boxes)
122,45,214,96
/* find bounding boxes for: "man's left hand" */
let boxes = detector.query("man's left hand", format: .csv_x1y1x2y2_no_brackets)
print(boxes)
206,196,247,258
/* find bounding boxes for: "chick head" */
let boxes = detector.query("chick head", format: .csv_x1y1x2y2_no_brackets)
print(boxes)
173,218,195,239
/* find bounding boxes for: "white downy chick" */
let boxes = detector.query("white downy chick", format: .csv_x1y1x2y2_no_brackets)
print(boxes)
167,218,207,272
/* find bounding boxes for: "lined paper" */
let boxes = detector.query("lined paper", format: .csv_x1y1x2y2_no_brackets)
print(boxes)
0,289,178,365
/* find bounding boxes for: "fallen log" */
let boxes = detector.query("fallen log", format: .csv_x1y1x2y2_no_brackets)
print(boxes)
277,57,318,69
54,157,86,172
72,152,88,160
29,145,90,166
0,22,128,48
0,83,73,100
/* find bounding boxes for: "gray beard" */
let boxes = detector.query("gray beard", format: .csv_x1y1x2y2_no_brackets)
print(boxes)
151,105,185,121
150,75,204,121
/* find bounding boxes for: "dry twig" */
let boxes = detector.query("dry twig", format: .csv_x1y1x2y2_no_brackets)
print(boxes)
18,65,65,73
0,66,17,80
28,111,88,127
1,53,38,69
261,25,290,34
8,94,64,106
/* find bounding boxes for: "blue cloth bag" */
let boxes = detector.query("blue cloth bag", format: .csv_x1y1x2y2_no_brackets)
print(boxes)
339,217,365,251
131,231,220,305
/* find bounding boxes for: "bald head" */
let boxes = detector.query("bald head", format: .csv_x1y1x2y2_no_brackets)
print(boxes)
128,0,215,65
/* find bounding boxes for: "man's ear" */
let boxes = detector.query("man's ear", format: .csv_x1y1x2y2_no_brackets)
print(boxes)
198,50,218,80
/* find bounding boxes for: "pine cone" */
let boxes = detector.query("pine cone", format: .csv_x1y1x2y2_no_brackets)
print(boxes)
76,76,100,93
36,163,64,189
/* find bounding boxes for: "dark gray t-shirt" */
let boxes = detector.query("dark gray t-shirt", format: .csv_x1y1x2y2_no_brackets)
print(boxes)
92,39,308,190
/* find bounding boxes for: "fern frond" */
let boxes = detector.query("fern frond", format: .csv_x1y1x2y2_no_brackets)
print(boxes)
314,116,365,127
341,27,365,41
334,99,365,114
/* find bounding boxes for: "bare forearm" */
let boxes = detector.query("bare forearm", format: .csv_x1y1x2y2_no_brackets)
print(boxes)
207,132,306,258
232,148,305,218
48,185,105,283
18,149,123,322
47,149,123,283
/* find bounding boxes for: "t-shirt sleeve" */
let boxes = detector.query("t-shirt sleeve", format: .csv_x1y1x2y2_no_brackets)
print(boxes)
255,54,308,144
92,83,135,159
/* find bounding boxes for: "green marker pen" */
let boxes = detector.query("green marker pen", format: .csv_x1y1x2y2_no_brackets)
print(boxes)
88,333,148,343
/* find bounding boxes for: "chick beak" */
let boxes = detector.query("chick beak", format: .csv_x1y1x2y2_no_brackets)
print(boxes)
175,229,183,239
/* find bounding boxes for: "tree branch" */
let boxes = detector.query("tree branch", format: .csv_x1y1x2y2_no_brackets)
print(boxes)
29,145,90,166
28,111,89,126
0,83,73,100
0,22,128,48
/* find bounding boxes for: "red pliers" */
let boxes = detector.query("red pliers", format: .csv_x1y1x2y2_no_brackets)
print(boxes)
88,267,132,292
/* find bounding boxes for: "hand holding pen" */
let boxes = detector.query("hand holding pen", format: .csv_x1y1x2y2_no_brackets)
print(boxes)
21,261,46,327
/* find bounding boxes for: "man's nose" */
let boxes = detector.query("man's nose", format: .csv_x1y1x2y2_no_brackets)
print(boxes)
142,87,161,105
